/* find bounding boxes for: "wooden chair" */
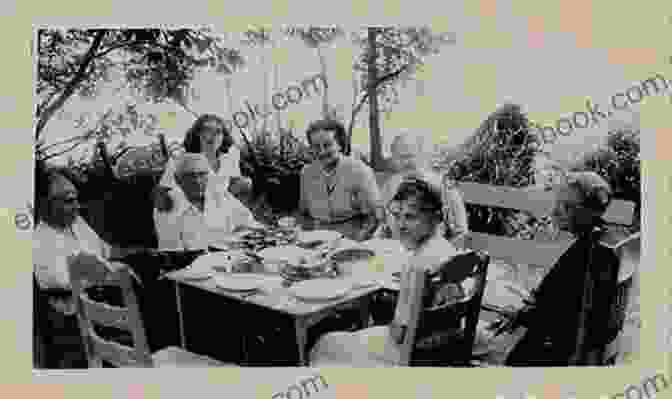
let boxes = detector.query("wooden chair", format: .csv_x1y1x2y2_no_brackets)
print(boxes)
398,250,490,366
68,253,235,368
455,180,639,365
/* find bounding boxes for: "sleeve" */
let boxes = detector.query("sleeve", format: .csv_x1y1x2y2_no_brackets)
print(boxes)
394,265,428,326
354,161,383,216
226,146,242,178
373,223,392,239
33,239,70,290
393,270,412,326
154,208,184,250
78,217,112,259
298,166,310,215
231,198,259,229
444,186,469,238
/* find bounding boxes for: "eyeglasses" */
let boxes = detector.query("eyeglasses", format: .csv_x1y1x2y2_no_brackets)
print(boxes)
50,195,79,205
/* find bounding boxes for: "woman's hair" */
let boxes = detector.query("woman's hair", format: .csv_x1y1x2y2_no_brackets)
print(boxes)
563,171,613,214
305,119,347,152
183,114,235,155
391,175,443,217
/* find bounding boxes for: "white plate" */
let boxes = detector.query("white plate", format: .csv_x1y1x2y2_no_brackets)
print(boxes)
179,270,215,281
258,245,314,264
188,252,236,273
297,230,342,244
213,274,265,291
361,238,406,256
289,279,352,301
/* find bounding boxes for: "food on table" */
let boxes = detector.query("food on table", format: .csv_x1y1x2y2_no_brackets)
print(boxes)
329,247,375,263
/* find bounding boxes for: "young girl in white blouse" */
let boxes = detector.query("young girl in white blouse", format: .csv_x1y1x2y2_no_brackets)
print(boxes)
309,175,469,366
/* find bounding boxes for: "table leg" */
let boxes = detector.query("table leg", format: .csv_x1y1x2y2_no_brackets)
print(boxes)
295,318,308,366
358,296,372,329
174,282,186,349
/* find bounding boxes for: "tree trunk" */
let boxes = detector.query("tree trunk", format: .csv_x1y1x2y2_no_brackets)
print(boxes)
367,27,383,170
317,46,330,119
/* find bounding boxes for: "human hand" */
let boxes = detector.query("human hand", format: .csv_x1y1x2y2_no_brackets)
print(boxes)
153,185,174,212
493,305,533,336
229,176,253,197
389,321,407,345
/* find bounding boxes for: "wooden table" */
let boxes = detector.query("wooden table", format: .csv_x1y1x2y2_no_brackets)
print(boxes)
167,271,380,366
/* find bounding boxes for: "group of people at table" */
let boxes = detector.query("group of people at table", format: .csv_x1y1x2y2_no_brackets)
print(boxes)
34,114,622,368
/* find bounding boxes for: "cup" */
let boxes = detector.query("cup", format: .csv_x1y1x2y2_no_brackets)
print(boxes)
278,216,297,229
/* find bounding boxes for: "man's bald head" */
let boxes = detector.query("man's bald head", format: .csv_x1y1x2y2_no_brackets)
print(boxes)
174,153,210,177
174,153,210,205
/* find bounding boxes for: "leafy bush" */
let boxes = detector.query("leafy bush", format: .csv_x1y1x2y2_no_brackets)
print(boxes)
572,128,641,231
443,103,542,236
240,128,314,212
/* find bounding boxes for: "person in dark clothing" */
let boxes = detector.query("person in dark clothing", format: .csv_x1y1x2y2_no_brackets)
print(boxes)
503,171,620,366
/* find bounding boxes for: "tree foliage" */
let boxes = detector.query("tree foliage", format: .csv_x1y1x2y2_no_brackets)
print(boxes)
36,28,245,160
572,128,641,231
348,27,456,164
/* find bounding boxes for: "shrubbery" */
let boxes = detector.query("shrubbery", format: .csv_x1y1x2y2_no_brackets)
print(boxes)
444,103,545,237
239,128,314,212
572,128,641,232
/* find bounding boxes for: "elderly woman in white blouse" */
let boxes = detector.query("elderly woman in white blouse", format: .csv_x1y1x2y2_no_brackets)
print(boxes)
309,175,470,366
33,168,129,368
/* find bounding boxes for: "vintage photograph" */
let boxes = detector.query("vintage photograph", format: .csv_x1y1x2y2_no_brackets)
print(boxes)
33,26,642,368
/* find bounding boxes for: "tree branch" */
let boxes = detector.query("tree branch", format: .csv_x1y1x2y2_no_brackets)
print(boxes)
345,64,411,153
35,29,107,142
38,131,94,154
40,139,88,162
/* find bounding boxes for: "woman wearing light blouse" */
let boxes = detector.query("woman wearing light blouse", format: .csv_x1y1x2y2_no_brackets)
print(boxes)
298,119,383,240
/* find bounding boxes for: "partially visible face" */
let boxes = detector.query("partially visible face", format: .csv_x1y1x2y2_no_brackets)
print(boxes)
552,184,583,232
390,140,419,172
48,175,80,227
387,197,438,249
198,120,224,154
309,129,342,167
176,168,209,203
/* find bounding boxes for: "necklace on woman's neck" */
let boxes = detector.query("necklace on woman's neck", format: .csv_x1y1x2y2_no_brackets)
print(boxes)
321,158,339,176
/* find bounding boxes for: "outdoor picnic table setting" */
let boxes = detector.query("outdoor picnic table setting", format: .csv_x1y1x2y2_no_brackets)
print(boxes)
154,217,411,365
148,216,532,366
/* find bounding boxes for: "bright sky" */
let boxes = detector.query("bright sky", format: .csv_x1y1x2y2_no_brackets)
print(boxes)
41,15,648,166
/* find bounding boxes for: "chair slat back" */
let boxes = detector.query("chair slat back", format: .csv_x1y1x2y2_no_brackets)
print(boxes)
68,254,153,368
399,251,490,366
464,232,573,268
87,327,150,367
457,181,636,226
78,295,133,331
458,182,556,218
451,179,638,365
